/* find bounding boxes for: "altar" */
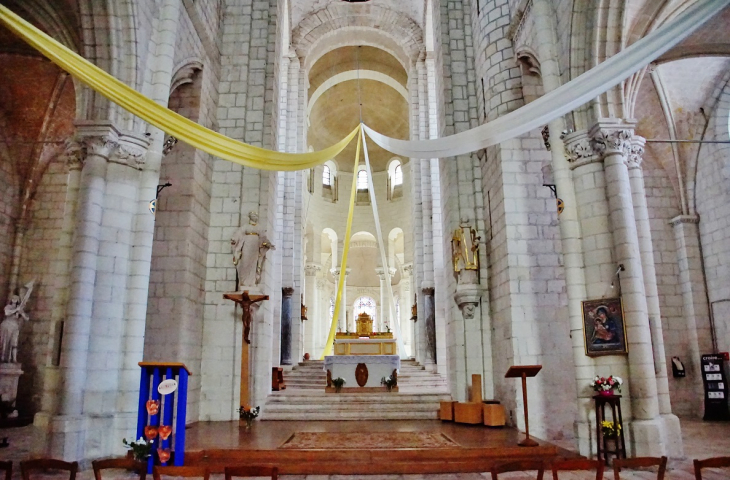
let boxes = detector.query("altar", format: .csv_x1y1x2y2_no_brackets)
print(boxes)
324,312,400,392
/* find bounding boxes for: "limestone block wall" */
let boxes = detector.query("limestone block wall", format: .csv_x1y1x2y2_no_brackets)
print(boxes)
696,80,730,353
16,160,68,414
642,162,688,414
0,143,19,300
200,0,279,420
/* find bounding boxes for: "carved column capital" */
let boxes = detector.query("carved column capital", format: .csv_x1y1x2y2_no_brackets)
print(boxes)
304,263,321,276
627,135,646,170
590,126,633,157
421,287,435,296
112,133,150,170
563,130,598,169
669,214,700,227
402,263,414,276
282,287,295,298
61,139,84,170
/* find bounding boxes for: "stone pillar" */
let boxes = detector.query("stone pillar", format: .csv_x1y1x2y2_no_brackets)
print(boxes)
422,287,436,367
280,287,294,365
331,268,349,332
375,267,388,331
455,282,482,402
401,264,413,356
627,137,682,455
532,0,592,456
316,277,328,355
592,125,664,456
59,123,118,417
303,264,321,358
670,214,713,415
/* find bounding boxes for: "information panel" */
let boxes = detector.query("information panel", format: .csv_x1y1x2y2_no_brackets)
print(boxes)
701,353,730,421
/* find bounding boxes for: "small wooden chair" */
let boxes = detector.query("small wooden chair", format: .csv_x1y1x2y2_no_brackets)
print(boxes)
0,460,12,480
225,465,278,480
20,459,78,480
694,457,730,480
92,457,147,480
491,459,546,480
551,458,604,480
153,466,210,480
613,456,667,480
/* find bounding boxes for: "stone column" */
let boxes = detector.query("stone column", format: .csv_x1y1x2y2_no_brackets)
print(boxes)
401,264,414,356
316,278,328,355
670,214,713,415
455,282,483,402
331,268,349,332
280,287,294,365
375,267,387,331
303,264,321,358
627,137,682,455
59,123,119,416
592,125,664,456
422,287,436,367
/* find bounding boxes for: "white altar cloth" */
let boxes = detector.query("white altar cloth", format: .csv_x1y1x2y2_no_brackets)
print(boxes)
324,355,400,388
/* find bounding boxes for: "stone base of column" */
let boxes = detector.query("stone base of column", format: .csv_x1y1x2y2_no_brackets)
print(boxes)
574,420,595,457
33,411,136,464
628,418,667,457
661,413,684,457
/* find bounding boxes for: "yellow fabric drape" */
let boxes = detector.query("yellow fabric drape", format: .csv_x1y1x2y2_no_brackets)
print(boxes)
0,4,358,171
320,132,362,359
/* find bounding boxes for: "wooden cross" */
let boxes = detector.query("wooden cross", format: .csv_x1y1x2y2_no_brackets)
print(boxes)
223,290,269,408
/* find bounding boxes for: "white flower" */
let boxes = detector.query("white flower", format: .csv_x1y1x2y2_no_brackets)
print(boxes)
614,376,623,385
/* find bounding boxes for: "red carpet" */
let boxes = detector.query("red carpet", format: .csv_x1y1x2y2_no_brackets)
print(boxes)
279,431,459,450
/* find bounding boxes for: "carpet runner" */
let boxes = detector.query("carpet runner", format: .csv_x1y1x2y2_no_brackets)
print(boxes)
279,431,459,450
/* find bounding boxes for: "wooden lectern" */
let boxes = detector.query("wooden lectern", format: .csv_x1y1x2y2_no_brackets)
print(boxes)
505,364,542,447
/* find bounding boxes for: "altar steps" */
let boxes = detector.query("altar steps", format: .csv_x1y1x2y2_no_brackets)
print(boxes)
263,359,451,420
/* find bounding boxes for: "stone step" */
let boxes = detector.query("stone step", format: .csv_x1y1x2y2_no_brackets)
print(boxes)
261,410,439,421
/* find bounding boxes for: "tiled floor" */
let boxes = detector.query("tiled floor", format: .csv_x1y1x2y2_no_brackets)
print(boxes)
0,417,728,479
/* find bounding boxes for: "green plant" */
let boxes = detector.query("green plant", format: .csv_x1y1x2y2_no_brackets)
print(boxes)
381,374,397,391
123,437,153,461
601,420,621,438
332,377,346,392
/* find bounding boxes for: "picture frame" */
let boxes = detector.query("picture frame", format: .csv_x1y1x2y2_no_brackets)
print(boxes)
581,297,628,356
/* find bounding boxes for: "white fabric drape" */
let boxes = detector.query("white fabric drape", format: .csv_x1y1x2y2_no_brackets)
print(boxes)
361,129,407,358
364,0,728,158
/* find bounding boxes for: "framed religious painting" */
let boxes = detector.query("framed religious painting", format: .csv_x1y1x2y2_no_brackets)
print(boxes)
581,297,628,356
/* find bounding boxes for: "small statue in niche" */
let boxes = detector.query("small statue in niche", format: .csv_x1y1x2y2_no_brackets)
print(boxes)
231,211,275,289
0,280,35,363
301,294,308,321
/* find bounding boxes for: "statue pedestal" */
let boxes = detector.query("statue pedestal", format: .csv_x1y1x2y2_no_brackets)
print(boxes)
0,363,23,415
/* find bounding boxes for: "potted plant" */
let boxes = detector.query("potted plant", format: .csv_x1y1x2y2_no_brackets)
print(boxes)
332,377,346,393
381,374,397,392
238,405,260,430
123,437,153,462
590,375,622,396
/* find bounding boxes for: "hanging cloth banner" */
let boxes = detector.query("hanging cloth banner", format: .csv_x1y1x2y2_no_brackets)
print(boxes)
363,0,728,159
321,133,362,359
360,128,407,358
0,4,359,171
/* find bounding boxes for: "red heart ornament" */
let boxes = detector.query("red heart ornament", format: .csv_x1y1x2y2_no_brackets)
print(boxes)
157,448,171,463
158,425,172,440
144,425,158,440
146,400,160,416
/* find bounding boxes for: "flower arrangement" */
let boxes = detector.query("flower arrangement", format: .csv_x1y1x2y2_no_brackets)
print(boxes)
590,375,622,393
381,374,397,392
332,377,346,392
123,437,153,461
601,420,621,438
238,405,260,429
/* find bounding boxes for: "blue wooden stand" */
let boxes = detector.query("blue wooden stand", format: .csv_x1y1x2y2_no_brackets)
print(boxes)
136,362,191,472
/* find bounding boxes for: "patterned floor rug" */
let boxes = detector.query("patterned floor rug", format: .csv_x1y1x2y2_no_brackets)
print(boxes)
279,431,459,450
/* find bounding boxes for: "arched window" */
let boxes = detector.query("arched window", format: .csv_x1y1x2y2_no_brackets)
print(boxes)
393,164,403,186
357,169,368,190
395,297,400,321
329,297,335,321
323,165,331,186
353,296,377,320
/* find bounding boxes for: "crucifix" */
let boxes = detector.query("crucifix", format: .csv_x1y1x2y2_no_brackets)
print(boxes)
223,291,269,407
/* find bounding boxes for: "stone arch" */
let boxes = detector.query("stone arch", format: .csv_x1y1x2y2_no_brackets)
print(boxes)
292,3,424,73
170,58,204,94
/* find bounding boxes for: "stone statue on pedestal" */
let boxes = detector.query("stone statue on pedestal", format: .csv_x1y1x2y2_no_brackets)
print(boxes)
231,212,275,289
1,280,35,364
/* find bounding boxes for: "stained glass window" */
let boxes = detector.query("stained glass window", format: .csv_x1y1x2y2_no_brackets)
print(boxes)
353,296,376,320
